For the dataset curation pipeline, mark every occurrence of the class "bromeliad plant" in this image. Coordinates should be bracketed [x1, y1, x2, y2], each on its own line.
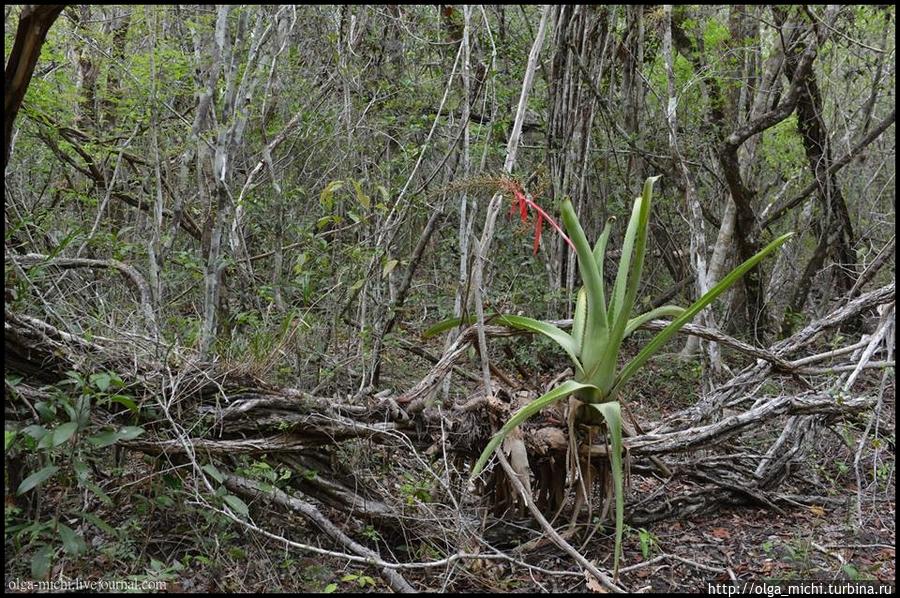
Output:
[425, 176, 792, 577]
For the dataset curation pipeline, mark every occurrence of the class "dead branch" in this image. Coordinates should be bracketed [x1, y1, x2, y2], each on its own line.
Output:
[223, 473, 416, 593]
[10, 252, 161, 339]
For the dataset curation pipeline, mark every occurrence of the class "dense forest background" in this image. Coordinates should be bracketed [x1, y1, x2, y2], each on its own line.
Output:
[4, 5, 895, 593]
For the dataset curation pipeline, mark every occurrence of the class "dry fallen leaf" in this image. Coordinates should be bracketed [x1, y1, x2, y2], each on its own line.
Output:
[711, 527, 731, 539]
[584, 569, 609, 593]
[807, 505, 826, 517]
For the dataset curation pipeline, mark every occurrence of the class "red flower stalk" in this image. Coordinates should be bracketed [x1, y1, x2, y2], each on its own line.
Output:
[502, 179, 574, 255]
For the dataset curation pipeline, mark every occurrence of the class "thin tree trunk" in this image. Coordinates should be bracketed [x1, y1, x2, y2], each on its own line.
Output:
[470, 5, 550, 389]
[443, 5, 474, 400]
[663, 6, 721, 373]
[4, 5, 65, 170]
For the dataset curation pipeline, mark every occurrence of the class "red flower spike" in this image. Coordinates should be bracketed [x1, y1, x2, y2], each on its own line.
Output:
[515, 189, 528, 224]
[525, 196, 575, 252]
[533, 212, 543, 254]
[500, 178, 576, 254]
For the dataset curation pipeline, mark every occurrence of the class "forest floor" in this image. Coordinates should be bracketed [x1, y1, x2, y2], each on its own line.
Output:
[4, 349, 895, 593]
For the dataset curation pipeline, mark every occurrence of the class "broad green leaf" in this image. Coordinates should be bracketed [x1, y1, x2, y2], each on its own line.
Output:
[611, 176, 659, 334]
[624, 176, 659, 320]
[57, 524, 86, 556]
[52, 422, 79, 447]
[609, 197, 643, 326]
[471, 381, 601, 476]
[612, 232, 793, 396]
[35, 401, 55, 421]
[86, 426, 143, 448]
[31, 544, 54, 579]
[592, 217, 615, 322]
[352, 179, 371, 209]
[423, 314, 585, 375]
[108, 372, 125, 389]
[382, 259, 399, 278]
[23, 424, 48, 441]
[65, 370, 85, 387]
[117, 426, 144, 441]
[202, 463, 225, 484]
[90, 372, 111, 392]
[37, 432, 56, 450]
[224, 494, 249, 518]
[319, 180, 343, 211]
[422, 315, 478, 338]
[5, 430, 16, 452]
[561, 200, 607, 334]
[17, 465, 59, 495]
[598, 177, 659, 390]
[591, 401, 624, 578]
[87, 429, 120, 448]
[494, 315, 584, 377]
[323, 583, 338, 593]
[624, 305, 685, 338]
[109, 394, 139, 414]
[75, 511, 118, 536]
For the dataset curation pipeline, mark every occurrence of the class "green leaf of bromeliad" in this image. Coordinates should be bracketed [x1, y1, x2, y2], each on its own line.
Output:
[612, 232, 794, 396]
[624, 305, 685, 339]
[572, 288, 588, 353]
[423, 314, 585, 377]
[591, 401, 624, 579]
[561, 200, 607, 335]
[493, 315, 584, 377]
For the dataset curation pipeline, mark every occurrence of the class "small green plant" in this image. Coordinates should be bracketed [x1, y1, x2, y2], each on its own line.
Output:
[399, 473, 432, 505]
[5, 370, 144, 579]
[842, 563, 861, 581]
[426, 176, 792, 578]
[361, 525, 382, 542]
[636, 527, 658, 560]
[341, 572, 377, 589]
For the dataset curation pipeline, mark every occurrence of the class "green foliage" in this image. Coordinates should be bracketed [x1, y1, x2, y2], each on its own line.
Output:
[760, 115, 806, 178]
[399, 472, 433, 505]
[432, 175, 791, 578]
[4, 369, 144, 579]
[636, 527, 658, 560]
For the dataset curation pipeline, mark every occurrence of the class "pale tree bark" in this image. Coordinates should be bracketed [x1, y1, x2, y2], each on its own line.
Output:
[200, 6, 238, 358]
[147, 7, 165, 319]
[443, 5, 474, 401]
[663, 6, 721, 374]
[200, 7, 275, 357]
[546, 6, 606, 311]
[470, 5, 550, 389]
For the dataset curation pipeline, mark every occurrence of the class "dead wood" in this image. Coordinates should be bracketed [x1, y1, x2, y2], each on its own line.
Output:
[4, 280, 893, 585]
